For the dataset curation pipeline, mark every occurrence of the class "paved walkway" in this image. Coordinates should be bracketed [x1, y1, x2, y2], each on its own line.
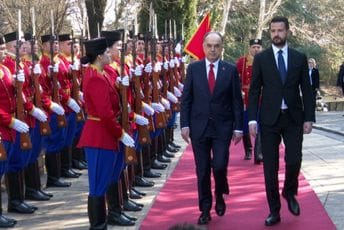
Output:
[2, 111, 344, 229]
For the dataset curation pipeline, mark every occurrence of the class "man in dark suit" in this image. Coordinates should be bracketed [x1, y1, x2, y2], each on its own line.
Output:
[308, 58, 320, 105]
[336, 63, 344, 94]
[180, 32, 243, 225]
[248, 16, 315, 226]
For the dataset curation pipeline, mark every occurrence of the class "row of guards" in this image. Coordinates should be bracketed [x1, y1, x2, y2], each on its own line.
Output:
[0, 6, 186, 229]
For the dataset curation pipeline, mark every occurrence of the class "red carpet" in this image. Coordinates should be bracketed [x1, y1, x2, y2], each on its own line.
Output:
[141, 143, 336, 230]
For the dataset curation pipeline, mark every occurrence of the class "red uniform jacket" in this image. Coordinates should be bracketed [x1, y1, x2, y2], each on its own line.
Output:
[236, 55, 253, 109]
[78, 65, 122, 150]
[0, 64, 16, 142]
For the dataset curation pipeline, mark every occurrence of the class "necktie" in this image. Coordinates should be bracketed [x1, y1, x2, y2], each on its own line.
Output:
[278, 50, 287, 84]
[208, 63, 215, 94]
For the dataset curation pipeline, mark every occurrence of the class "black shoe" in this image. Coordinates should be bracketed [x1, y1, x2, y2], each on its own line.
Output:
[72, 159, 88, 170]
[1, 215, 17, 225]
[143, 169, 161, 178]
[282, 194, 300, 216]
[22, 201, 38, 211]
[157, 155, 171, 163]
[25, 188, 50, 201]
[108, 211, 135, 226]
[131, 187, 146, 196]
[123, 200, 142, 212]
[47, 177, 71, 188]
[254, 153, 263, 164]
[70, 168, 82, 176]
[151, 160, 167, 170]
[61, 169, 79, 178]
[197, 211, 211, 225]
[130, 199, 144, 208]
[135, 176, 154, 187]
[0, 215, 16, 228]
[8, 200, 35, 214]
[265, 213, 281, 226]
[39, 189, 53, 198]
[129, 189, 143, 199]
[166, 146, 179, 153]
[244, 150, 252, 160]
[163, 151, 175, 158]
[122, 212, 137, 221]
[215, 194, 226, 216]
[170, 142, 181, 149]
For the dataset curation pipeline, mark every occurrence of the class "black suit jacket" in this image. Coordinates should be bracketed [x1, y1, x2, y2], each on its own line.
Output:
[180, 59, 243, 140]
[310, 68, 319, 91]
[248, 47, 315, 126]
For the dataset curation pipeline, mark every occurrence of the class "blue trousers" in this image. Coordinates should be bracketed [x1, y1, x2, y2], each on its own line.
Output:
[86, 148, 124, 196]
[167, 112, 177, 128]
[42, 113, 66, 153]
[28, 122, 43, 164]
[0, 141, 12, 176]
[63, 112, 77, 148]
[7, 130, 33, 172]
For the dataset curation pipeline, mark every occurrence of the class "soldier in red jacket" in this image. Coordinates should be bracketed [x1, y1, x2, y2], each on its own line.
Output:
[236, 39, 263, 164]
[78, 37, 135, 230]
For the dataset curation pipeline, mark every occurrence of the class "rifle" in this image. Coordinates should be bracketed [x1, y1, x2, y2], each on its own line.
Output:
[70, 30, 85, 122]
[180, 22, 186, 82]
[30, 7, 51, 136]
[16, 10, 32, 150]
[132, 31, 151, 145]
[50, 10, 67, 127]
[151, 13, 166, 129]
[0, 134, 7, 161]
[161, 39, 172, 120]
[120, 30, 137, 165]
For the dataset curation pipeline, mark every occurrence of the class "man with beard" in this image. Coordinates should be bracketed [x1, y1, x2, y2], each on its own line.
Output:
[248, 16, 315, 226]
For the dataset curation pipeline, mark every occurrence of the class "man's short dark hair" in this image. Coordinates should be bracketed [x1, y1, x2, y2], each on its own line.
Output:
[269, 16, 289, 30]
[203, 31, 223, 43]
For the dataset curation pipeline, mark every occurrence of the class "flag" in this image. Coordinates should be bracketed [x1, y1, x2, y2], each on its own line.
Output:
[184, 12, 211, 60]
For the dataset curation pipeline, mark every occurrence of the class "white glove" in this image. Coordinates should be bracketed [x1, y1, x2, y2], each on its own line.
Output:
[174, 57, 180, 67]
[117, 76, 130, 86]
[134, 66, 143, 76]
[174, 86, 182, 97]
[67, 98, 81, 113]
[50, 102, 65, 115]
[161, 98, 171, 110]
[154, 63, 161, 72]
[163, 61, 169, 70]
[134, 114, 149, 126]
[14, 70, 25, 82]
[30, 107, 48, 122]
[33, 64, 42, 75]
[11, 119, 29, 133]
[178, 82, 184, 91]
[53, 63, 59, 73]
[120, 132, 135, 147]
[181, 56, 187, 63]
[144, 63, 152, 73]
[142, 102, 154, 116]
[169, 59, 175, 68]
[167, 91, 178, 103]
[71, 61, 80, 71]
[79, 91, 84, 103]
[151, 102, 165, 113]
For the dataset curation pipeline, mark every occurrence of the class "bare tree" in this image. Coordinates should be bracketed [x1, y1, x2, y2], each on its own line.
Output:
[219, 0, 233, 35]
[85, 0, 107, 38]
[256, 0, 282, 38]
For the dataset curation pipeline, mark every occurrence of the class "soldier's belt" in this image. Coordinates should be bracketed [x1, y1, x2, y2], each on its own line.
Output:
[242, 85, 250, 89]
[87, 115, 101, 121]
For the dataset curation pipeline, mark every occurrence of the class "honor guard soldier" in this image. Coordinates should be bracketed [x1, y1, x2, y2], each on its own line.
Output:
[236, 39, 263, 164]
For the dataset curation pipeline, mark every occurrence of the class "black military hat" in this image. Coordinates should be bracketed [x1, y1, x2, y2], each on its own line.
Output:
[0, 36, 4, 45]
[101, 30, 122, 47]
[84, 37, 107, 56]
[58, 34, 71, 42]
[41, 34, 55, 43]
[128, 30, 134, 39]
[24, 33, 32, 41]
[4, 31, 18, 43]
[249, 39, 262, 46]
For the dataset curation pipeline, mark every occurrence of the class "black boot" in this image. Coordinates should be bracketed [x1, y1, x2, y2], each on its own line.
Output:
[32, 160, 53, 198]
[254, 132, 263, 164]
[6, 172, 35, 214]
[46, 152, 71, 187]
[88, 196, 107, 230]
[243, 134, 252, 160]
[106, 183, 135, 226]
[0, 184, 17, 228]
[61, 147, 80, 178]
[18, 171, 38, 211]
[25, 161, 50, 201]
